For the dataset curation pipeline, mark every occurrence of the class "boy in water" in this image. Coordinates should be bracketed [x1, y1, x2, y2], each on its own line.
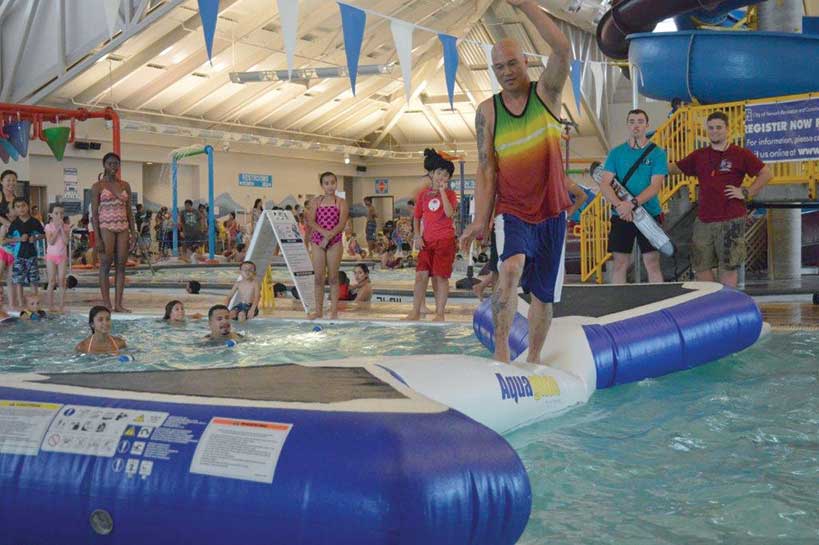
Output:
[205, 304, 243, 341]
[225, 260, 260, 321]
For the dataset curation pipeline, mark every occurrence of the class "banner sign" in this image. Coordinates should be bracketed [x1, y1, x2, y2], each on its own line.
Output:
[374, 178, 389, 194]
[239, 173, 273, 188]
[745, 97, 819, 163]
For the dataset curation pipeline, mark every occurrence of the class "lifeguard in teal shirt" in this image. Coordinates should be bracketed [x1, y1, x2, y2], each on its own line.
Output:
[598, 109, 668, 284]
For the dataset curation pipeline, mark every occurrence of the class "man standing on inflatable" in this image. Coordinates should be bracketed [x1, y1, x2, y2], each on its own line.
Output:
[461, 0, 571, 363]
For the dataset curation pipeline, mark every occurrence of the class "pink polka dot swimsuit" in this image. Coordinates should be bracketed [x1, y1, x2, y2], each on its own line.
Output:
[311, 197, 342, 247]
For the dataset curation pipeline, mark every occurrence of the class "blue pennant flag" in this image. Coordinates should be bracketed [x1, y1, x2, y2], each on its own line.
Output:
[198, 0, 220, 64]
[570, 59, 583, 114]
[438, 34, 459, 110]
[338, 3, 366, 95]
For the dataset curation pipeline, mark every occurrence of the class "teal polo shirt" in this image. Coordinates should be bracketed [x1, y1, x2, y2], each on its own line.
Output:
[602, 142, 668, 217]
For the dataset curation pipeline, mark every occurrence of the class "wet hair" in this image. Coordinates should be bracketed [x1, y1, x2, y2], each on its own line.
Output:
[319, 171, 337, 184]
[364, 197, 373, 205]
[1, 169, 18, 181]
[338, 270, 350, 285]
[707, 111, 729, 126]
[626, 109, 649, 123]
[355, 263, 370, 276]
[254, 198, 263, 209]
[102, 152, 121, 165]
[184, 199, 193, 206]
[187, 280, 201, 294]
[88, 305, 110, 333]
[66, 275, 78, 289]
[163, 300, 183, 320]
[273, 282, 288, 296]
[208, 304, 229, 321]
[240, 260, 256, 271]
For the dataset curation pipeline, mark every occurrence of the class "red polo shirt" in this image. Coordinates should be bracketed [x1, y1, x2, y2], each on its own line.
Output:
[676, 144, 764, 222]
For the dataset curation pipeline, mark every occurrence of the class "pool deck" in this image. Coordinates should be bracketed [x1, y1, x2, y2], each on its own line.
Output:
[20, 284, 819, 330]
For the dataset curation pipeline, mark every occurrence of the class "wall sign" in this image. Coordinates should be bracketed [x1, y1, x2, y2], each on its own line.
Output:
[374, 178, 389, 194]
[745, 97, 819, 163]
[239, 173, 273, 188]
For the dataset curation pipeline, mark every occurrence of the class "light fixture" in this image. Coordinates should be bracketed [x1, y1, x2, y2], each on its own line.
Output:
[343, 154, 351, 164]
[230, 64, 393, 84]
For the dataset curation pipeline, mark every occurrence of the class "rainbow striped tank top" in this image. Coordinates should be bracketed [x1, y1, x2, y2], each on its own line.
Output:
[493, 82, 571, 223]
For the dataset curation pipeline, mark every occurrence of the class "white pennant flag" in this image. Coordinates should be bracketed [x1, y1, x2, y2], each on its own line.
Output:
[102, 0, 121, 39]
[481, 43, 500, 95]
[590, 62, 604, 119]
[277, 0, 299, 79]
[390, 20, 414, 104]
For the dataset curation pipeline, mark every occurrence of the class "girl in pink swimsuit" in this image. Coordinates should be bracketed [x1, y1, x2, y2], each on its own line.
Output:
[44, 204, 70, 311]
[306, 171, 349, 319]
[92, 153, 138, 313]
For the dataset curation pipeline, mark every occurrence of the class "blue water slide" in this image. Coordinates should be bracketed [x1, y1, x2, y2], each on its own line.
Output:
[674, 0, 755, 30]
[596, 0, 819, 104]
[628, 29, 819, 103]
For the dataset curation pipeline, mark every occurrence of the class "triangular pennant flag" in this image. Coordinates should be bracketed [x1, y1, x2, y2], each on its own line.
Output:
[0, 139, 19, 161]
[0, 140, 9, 163]
[570, 60, 583, 114]
[102, 0, 121, 38]
[43, 127, 71, 161]
[590, 62, 604, 119]
[277, 0, 299, 79]
[438, 34, 459, 110]
[481, 43, 500, 95]
[198, 0, 220, 64]
[3, 120, 31, 158]
[390, 20, 414, 104]
[338, 3, 366, 95]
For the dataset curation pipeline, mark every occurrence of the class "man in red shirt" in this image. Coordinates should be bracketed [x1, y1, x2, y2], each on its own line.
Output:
[405, 152, 458, 321]
[670, 111, 772, 287]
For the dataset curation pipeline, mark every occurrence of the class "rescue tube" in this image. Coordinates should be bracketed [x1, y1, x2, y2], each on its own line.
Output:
[0, 361, 530, 545]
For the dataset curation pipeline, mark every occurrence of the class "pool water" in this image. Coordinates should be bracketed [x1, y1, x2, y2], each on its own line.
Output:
[2, 318, 816, 543]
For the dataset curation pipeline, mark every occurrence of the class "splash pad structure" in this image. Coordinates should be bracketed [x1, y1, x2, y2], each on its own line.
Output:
[170, 145, 216, 259]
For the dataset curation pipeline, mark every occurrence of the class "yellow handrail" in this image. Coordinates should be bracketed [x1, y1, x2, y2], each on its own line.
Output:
[579, 91, 819, 283]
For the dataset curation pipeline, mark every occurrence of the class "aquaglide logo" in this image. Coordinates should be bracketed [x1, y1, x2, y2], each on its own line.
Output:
[496, 373, 560, 403]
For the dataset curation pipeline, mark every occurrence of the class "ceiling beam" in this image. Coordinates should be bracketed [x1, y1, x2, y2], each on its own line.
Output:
[120, 13, 280, 110]
[420, 102, 455, 142]
[1, 0, 40, 101]
[321, 101, 384, 136]
[371, 56, 443, 147]
[73, 0, 241, 104]
[297, 76, 392, 133]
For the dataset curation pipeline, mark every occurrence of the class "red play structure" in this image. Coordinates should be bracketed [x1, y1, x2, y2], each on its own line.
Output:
[0, 103, 120, 162]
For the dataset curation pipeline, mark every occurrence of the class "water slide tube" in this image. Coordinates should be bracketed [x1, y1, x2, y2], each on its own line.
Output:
[0, 362, 530, 545]
[596, 0, 819, 103]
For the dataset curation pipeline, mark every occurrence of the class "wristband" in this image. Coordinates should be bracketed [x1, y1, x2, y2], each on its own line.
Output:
[741, 187, 750, 200]
[630, 197, 639, 211]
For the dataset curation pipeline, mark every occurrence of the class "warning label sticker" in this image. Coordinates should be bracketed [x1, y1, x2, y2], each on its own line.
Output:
[40, 405, 168, 458]
[0, 400, 62, 456]
[190, 417, 292, 484]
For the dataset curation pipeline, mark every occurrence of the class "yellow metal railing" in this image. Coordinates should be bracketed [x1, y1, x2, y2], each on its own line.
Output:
[259, 265, 275, 310]
[745, 213, 768, 274]
[579, 91, 819, 283]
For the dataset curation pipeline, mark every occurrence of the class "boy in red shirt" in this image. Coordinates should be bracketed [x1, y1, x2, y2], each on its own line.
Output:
[404, 152, 458, 321]
[669, 111, 771, 287]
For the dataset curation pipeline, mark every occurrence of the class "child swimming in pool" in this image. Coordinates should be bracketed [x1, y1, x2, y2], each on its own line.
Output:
[225, 261, 260, 321]
[75, 306, 127, 354]
[162, 300, 203, 323]
[19, 295, 47, 321]
[205, 304, 243, 342]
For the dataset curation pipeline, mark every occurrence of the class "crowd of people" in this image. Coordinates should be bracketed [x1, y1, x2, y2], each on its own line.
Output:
[2, 1, 773, 367]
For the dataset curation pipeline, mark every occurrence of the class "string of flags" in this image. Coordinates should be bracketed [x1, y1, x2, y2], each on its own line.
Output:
[191, 0, 622, 118]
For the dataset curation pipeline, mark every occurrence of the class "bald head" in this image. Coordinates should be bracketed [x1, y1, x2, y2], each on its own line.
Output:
[491, 39, 530, 93]
[491, 39, 525, 64]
